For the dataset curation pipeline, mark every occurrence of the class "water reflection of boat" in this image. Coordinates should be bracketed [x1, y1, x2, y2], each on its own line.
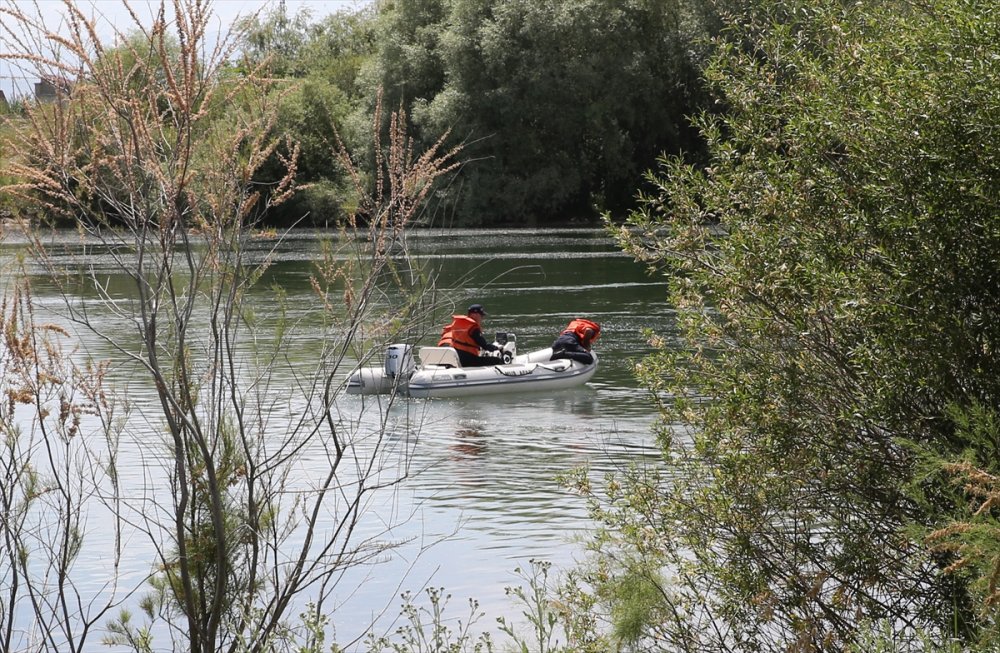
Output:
[346, 333, 598, 399]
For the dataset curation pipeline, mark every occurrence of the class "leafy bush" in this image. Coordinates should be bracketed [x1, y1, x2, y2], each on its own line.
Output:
[590, 0, 1000, 649]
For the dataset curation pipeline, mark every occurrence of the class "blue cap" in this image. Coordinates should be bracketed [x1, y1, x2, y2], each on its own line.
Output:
[468, 304, 487, 315]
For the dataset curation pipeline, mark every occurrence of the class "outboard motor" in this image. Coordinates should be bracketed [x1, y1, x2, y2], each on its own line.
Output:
[384, 344, 415, 378]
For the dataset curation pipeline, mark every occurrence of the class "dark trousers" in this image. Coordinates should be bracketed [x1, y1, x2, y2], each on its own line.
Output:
[550, 333, 594, 365]
[551, 349, 594, 365]
[457, 350, 498, 367]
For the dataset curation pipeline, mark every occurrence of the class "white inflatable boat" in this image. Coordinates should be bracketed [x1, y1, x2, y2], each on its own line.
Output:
[345, 334, 597, 398]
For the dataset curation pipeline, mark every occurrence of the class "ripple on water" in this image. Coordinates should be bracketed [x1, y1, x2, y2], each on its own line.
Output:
[2, 228, 672, 648]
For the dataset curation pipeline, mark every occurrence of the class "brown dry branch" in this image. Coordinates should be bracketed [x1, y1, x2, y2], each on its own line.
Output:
[334, 89, 463, 252]
[0, 274, 125, 653]
[320, 88, 464, 371]
[0, 2, 456, 652]
[321, 90, 464, 369]
[925, 461, 1000, 612]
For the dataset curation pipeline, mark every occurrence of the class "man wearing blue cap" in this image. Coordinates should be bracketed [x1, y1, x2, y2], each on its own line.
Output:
[438, 304, 502, 366]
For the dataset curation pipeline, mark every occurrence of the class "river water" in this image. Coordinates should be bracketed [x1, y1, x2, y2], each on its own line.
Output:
[1, 227, 671, 648]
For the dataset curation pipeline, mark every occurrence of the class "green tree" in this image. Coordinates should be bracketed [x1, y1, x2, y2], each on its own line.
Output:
[360, 0, 449, 114]
[238, 5, 380, 226]
[572, 0, 1000, 649]
[361, 0, 714, 225]
[301, 8, 379, 99]
[238, 3, 313, 78]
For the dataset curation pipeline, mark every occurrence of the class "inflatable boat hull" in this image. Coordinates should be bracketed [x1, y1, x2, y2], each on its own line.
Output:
[346, 346, 597, 398]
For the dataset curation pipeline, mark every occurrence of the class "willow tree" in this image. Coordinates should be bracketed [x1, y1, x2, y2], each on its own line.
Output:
[363, 0, 713, 225]
[563, 0, 1000, 650]
[0, 1, 461, 651]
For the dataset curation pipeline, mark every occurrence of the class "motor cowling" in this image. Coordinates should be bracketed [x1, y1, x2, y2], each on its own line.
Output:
[384, 344, 415, 377]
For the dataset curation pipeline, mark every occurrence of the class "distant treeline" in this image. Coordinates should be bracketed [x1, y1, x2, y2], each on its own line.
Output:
[242, 0, 723, 227]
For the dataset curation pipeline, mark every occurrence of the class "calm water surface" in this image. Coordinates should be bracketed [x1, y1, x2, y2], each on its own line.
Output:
[2, 228, 671, 647]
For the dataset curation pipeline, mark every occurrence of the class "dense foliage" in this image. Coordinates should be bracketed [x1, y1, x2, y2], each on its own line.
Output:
[238, 5, 380, 224]
[2, 1, 717, 227]
[363, 0, 713, 225]
[584, 0, 1000, 649]
[236, 0, 717, 227]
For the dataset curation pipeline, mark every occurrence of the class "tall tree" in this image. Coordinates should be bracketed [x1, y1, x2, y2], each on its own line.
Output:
[239, 5, 381, 226]
[362, 0, 713, 225]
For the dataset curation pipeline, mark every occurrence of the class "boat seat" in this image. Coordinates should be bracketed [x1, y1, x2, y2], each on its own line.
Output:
[418, 346, 462, 368]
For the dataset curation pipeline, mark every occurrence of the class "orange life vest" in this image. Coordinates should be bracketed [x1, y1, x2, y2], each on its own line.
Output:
[438, 315, 482, 355]
[562, 319, 601, 344]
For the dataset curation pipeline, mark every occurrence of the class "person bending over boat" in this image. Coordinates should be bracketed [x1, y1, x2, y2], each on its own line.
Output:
[550, 318, 601, 365]
[438, 304, 503, 367]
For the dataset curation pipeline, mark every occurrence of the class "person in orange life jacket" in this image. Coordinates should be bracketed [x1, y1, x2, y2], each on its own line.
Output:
[550, 318, 601, 365]
[438, 304, 502, 367]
